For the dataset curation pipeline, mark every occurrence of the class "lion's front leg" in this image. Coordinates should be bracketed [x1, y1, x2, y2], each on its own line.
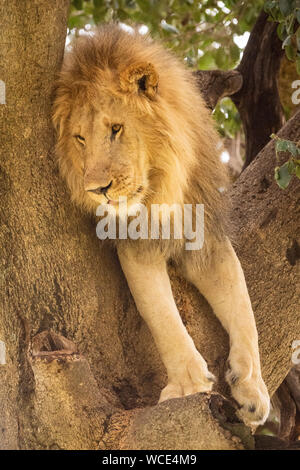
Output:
[117, 247, 215, 402]
[182, 237, 270, 427]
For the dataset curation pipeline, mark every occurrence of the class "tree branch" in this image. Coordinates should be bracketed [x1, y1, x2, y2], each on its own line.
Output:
[193, 69, 243, 110]
[285, 365, 300, 412]
[276, 382, 296, 440]
[102, 393, 254, 450]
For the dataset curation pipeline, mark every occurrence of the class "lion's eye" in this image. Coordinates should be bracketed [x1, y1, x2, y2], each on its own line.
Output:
[75, 135, 85, 145]
[111, 124, 122, 137]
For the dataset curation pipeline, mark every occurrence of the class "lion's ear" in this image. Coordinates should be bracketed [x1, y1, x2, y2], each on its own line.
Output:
[120, 62, 158, 99]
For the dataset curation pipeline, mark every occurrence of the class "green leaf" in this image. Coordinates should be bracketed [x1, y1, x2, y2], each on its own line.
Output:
[296, 164, 300, 178]
[72, 0, 83, 10]
[93, 4, 108, 23]
[297, 26, 300, 50]
[264, 0, 279, 15]
[287, 159, 297, 173]
[197, 52, 216, 70]
[276, 139, 300, 155]
[287, 141, 300, 156]
[68, 13, 91, 29]
[297, 9, 300, 23]
[215, 47, 229, 69]
[274, 162, 293, 189]
[285, 43, 297, 60]
[276, 139, 289, 152]
[230, 44, 241, 63]
[277, 22, 286, 40]
[279, 0, 295, 17]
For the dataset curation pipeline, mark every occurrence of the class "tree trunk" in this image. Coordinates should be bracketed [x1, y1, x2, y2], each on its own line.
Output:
[194, 10, 285, 170]
[0, 1, 299, 450]
[231, 10, 285, 168]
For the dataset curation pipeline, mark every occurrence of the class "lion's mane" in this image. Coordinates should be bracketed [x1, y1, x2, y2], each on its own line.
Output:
[53, 23, 228, 259]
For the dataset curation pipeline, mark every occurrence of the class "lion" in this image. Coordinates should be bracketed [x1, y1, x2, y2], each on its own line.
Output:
[53, 23, 270, 426]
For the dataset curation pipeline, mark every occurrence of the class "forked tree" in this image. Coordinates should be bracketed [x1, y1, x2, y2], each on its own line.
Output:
[0, 0, 299, 450]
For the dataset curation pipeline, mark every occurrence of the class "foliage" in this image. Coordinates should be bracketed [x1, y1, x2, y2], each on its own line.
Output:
[213, 97, 241, 138]
[264, 0, 300, 74]
[69, 1, 264, 71]
[271, 134, 300, 188]
[264, 2, 300, 188]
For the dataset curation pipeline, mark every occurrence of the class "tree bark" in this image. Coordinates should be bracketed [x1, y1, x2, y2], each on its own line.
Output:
[195, 10, 285, 170]
[193, 69, 243, 110]
[0, 1, 299, 450]
[276, 382, 296, 440]
[231, 10, 285, 168]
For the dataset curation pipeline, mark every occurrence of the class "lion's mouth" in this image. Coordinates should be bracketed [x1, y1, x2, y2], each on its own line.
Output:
[104, 185, 144, 206]
[106, 198, 118, 206]
[103, 192, 122, 205]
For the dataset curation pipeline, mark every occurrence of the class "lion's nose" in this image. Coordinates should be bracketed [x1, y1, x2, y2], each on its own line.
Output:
[87, 180, 113, 195]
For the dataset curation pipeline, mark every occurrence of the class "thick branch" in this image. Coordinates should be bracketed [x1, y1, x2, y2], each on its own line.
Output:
[194, 69, 243, 110]
[229, 110, 300, 396]
[102, 394, 254, 450]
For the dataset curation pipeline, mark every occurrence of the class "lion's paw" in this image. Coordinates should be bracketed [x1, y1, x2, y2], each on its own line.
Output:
[226, 368, 270, 427]
[158, 353, 215, 403]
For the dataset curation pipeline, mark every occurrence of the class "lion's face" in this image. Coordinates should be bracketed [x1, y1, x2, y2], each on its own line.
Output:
[54, 27, 223, 219]
[54, 55, 162, 214]
[69, 93, 150, 211]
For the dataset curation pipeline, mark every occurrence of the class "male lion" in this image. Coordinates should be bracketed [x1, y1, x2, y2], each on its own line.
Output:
[53, 24, 270, 426]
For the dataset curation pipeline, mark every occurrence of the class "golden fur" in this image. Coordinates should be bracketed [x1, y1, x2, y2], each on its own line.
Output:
[53, 23, 227, 261]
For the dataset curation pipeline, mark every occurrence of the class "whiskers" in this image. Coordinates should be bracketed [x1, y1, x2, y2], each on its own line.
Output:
[140, 186, 155, 204]
[102, 179, 155, 206]
[131, 180, 155, 204]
